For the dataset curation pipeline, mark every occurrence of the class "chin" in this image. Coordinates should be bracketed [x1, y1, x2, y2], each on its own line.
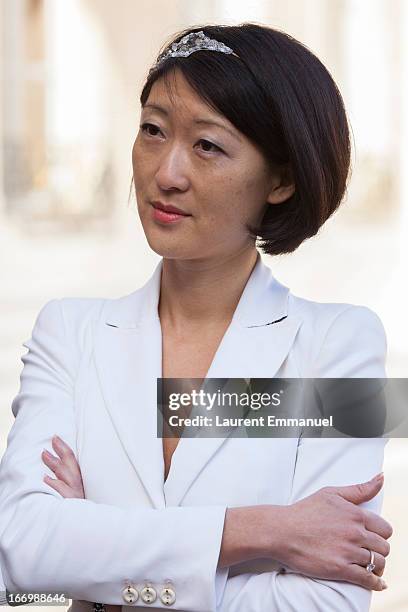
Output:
[143, 231, 196, 260]
[138, 210, 195, 259]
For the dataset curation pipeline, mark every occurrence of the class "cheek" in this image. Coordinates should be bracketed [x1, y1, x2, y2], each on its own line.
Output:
[203, 173, 264, 228]
[236, 172, 269, 221]
[132, 140, 150, 187]
[194, 185, 249, 244]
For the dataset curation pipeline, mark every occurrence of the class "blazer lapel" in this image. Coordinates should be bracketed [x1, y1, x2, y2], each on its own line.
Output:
[93, 255, 303, 509]
[162, 253, 303, 505]
[94, 261, 167, 509]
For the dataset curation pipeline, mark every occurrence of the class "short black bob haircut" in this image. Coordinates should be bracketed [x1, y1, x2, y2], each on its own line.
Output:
[139, 23, 352, 256]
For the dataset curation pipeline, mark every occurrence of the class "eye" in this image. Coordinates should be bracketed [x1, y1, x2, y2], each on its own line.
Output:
[140, 124, 222, 154]
[140, 122, 163, 137]
[197, 139, 223, 154]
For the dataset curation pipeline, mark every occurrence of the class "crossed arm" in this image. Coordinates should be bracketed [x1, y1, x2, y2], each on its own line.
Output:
[0, 299, 393, 611]
[43, 434, 391, 594]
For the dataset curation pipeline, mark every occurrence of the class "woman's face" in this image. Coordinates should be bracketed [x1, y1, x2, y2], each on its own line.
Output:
[132, 68, 284, 262]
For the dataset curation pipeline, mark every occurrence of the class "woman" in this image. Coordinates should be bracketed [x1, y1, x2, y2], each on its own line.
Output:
[0, 23, 392, 612]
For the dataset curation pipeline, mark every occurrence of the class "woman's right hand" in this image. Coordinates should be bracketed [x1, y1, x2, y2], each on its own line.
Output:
[42, 435, 85, 499]
[266, 472, 392, 591]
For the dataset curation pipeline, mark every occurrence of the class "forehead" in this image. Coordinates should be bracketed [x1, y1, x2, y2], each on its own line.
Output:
[144, 69, 227, 122]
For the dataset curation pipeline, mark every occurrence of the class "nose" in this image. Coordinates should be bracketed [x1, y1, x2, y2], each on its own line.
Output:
[154, 144, 190, 192]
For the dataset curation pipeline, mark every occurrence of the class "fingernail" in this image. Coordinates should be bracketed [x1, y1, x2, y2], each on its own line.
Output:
[42, 449, 51, 457]
[381, 579, 388, 589]
[371, 472, 383, 482]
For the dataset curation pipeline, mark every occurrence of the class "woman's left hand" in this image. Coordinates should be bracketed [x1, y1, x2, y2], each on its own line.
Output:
[42, 435, 85, 498]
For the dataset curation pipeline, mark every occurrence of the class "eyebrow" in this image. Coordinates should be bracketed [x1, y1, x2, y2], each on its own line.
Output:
[142, 103, 242, 142]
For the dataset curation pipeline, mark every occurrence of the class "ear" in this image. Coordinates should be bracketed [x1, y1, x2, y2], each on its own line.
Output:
[266, 164, 295, 205]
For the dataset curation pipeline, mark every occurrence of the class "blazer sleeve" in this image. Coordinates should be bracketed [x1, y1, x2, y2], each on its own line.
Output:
[0, 299, 228, 612]
[216, 305, 389, 612]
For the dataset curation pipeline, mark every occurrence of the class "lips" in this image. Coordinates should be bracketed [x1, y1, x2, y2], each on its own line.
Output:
[150, 200, 192, 225]
[151, 201, 191, 216]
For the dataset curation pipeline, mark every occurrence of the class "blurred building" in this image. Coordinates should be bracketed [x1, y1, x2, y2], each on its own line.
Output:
[1, 0, 405, 226]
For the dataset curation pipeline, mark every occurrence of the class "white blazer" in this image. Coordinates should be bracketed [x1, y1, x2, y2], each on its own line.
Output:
[0, 254, 388, 612]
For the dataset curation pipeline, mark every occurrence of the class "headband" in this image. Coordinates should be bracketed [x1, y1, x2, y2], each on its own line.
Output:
[149, 30, 240, 74]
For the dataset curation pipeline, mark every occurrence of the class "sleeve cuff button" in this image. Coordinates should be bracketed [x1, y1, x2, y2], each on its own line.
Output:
[121, 586, 139, 604]
[160, 587, 176, 606]
[140, 586, 157, 604]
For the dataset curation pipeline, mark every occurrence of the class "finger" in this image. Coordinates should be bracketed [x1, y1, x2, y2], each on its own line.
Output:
[42, 449, 78, 489]
[43, 475, 76, 498]
[364, 531, 391, 558]
[53, 438, 84, 489]
[335, 474, 384, 505]
[52, 436, 78, 468]
[363, 509, 393, 539]
[51, 437, 81, 480]
[355, 548, 386, 578]
[42, 450, 62, 473]
[346, 564, 387, 591]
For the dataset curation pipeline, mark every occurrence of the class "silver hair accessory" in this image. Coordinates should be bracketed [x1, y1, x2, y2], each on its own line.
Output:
[151, 30, 240, 73]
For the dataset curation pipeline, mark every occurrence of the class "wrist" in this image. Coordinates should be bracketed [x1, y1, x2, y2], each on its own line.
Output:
[219, 506, 262, 567]
[256, 503, 293, 562]
[219, 504, 292, 568]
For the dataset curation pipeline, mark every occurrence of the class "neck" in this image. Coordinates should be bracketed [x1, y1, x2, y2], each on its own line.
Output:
[158, 246, 259, 332]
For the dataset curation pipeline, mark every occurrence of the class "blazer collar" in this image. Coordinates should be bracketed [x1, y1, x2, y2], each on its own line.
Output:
[94, 254, 302, 508]
[104, 252, 291, 329]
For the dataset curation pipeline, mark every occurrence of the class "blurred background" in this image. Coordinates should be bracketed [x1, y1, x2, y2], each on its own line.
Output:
[0, 0, 407, 610]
